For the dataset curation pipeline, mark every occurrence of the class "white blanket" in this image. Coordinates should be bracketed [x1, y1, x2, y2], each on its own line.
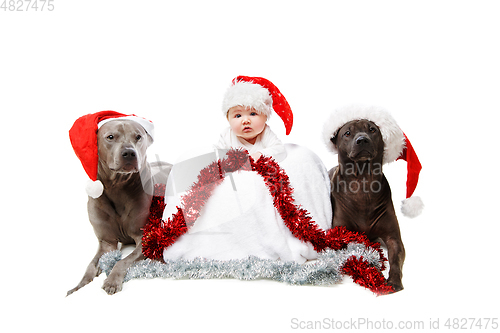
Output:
[162, 144, 332, 264]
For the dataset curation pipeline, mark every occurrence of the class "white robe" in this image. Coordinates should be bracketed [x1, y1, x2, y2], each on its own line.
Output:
[161, 140, 332, 264]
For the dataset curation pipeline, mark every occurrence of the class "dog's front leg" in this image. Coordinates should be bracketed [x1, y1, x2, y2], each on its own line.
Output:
[382, 235, 406, 292]
[101, 240, 145, 295]
[67, 240, 117, 296]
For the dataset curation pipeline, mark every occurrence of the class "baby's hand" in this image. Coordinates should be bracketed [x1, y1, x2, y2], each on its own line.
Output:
[251, 152, 262, 161]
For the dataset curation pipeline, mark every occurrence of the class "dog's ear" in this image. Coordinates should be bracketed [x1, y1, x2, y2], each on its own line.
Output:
[146, 133, 154, 147]
[330, 131, 339, 147]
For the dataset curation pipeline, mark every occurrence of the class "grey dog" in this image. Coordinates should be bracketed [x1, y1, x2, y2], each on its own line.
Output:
[67, 119, 171, 295]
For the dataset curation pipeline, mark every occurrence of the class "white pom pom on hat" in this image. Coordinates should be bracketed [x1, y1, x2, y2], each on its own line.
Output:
[85, 178, 104, 199]
[222, 76, 294, 135]
[322, 105, 423, 218]
[69, 110, 154, 198]
[401, 196, 424, 218]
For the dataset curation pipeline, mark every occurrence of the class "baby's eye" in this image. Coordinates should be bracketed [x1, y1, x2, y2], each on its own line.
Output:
[235, 114, 241, 118]
[250, 112, 257, 116]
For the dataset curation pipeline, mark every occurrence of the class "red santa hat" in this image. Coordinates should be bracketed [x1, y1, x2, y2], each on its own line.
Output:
[222, 76, 294, 135]
[322, 105, 423, 218]
[69, 110, 155, 198]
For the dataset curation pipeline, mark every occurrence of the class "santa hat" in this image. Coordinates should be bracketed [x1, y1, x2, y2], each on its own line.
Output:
[222, 76, 294, 135]
[322, 105, 423, 218]
[69, 110, 155, 199]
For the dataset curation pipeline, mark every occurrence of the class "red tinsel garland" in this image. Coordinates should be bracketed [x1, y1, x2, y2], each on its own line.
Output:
[342, 257, 393, 295]
[142, 149, 394, 295]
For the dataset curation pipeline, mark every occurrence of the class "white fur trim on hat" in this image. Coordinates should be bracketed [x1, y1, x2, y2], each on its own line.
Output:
[98, 115, 155, 141]
[322, 105, 405, 164]
[222, 81, 273, 118]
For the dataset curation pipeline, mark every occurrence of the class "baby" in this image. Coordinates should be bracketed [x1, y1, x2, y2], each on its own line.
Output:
[159, 76, 333, 264]
[216, 76, 293, 163]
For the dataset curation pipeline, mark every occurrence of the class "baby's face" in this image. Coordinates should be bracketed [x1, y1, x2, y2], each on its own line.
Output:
[227, 106, 267, 145]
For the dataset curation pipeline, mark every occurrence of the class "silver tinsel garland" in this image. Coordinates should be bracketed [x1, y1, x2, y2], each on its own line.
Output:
[98, 243, 384, 287]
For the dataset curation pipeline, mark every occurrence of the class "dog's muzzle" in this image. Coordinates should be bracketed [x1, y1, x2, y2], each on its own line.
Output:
[355, 135, 370, 147]
[121, 147, 137, 161]
[349, 134, 375, 160]
[119, 147, 140, 172]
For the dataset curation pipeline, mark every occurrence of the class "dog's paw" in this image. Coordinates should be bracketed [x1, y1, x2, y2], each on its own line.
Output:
[102, 277, 123, 295]
[66, 287, 79, 297]
[387, 279, 404, 293]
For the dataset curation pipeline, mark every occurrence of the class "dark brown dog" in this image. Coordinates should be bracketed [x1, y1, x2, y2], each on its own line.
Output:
[329, 119, 405, 292]
[67, 120, 171, 295]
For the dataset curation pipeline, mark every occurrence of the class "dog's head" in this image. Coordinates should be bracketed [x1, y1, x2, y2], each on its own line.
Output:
[97, 120, 152, 174]
[330, 119, 384, 163]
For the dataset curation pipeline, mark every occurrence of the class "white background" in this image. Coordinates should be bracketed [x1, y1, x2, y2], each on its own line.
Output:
[1, 0, 499, 332]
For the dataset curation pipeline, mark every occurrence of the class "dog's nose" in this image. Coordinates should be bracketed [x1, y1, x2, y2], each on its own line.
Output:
[356, 136, 370, 146]
[121, 148, 137, 161]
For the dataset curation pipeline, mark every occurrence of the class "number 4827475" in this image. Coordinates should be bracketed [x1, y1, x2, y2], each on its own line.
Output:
[1, 0, 55, 11]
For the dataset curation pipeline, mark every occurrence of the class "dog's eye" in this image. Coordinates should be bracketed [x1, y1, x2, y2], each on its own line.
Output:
[369, 127, 377, 133]
[136, 135, 142, 141]
[107, 135, 114, 140]
[344, 131, 351, 137]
